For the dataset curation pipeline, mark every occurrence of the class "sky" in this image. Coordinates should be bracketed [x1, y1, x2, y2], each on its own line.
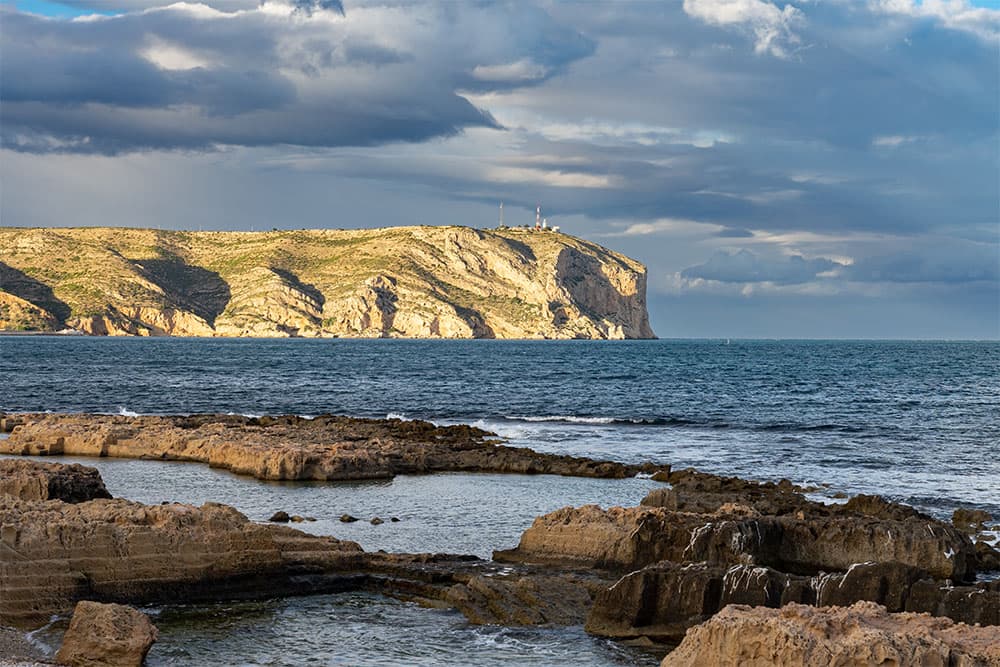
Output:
[1, 0, 998, 339]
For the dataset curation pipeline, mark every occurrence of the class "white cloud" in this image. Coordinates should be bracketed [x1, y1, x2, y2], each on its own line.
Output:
[487, 166, 616, 189]
[682, 0, 804, 57]
[140, 36, 211, 70]
[871, 0, 1000, 41]
[872, 134, 919, 148]
[472, 59, 549, 83]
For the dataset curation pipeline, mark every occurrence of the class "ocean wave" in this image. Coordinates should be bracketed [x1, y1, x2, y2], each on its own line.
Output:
[117, 406, 139, 417]
[502, 415, 694, 427]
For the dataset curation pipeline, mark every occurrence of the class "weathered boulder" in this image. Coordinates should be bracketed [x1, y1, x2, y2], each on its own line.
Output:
[54, 601, 158, 667]
[445, 572, 608, 626]
[0, 495, 367, 627]
[498, 504, 975, 582]
[0, 413, 661, 482]
[660, 602, 1000, 667]
[585, 562, 815, 643]
[976, 541, 1000, 571]
[585, 562, 724, 642]
[811, 562, 926, 612]
[905, 579, 1000, 627]
[494, 505, 697, 571]
[953, 508, 992, 533]
[0, 459, 111, 503]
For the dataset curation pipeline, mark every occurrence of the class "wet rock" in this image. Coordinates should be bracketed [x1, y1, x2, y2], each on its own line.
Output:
[446, 572, 607, 626]
[268, 511, 290, 523]
[371, 517, 384, 525]
[953, 508, 992, 533]
[585, 562, 723, 643]
[0, 413, 662, 482]
[340, 514, 359, 523]
[0, 460, 111, 503]
[390, 517, 400, 523]
[499, 504, 975, 582]
[290, 515, 305, 523]
[661, 601, 1000, 667]
[905, 579, 1000, 627]
[54, 601, 158, 667]
[812, 562, 926, 612]
[975, 541, 1000, 571]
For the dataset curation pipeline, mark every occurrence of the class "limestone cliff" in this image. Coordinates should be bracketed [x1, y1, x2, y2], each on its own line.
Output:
[0, 226, 655, 339]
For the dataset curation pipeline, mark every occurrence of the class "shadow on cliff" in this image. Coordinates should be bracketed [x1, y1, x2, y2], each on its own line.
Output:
[555, 247, 619, 320]
[271, 268, 326, 311]
[0, 262, 72, 325]
[133, 258, 231, 326]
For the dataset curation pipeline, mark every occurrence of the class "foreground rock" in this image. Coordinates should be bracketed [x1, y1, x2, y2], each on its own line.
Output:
[54, 601, 157, 667]
[0, 459, 111, 503]
[495, 467, 995, 642]
[661, 602, 1000, 667]
[0, 413, 660, 482]
[0, 492, 511, 628]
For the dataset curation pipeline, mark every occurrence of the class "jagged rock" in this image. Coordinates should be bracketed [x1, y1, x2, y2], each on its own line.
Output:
[0, 413, 659, 482]
[54, 601, 158, 667]
[585, 562, 724, 642]
[811, 562, 927, 612]
[976, 541, 1000, 571]
[445, 572, 608, 626]
[905, 579, 1000, 627]
[340, 514, 359, 523]
[269, 511, 290, 523]
[370, 517, 383, 525]
[0, 460, 111, 503]
[953, 508, 992, 533]
[0, 495, 366, 627]
[660, 602, 1000, 667]
[0, 226, 655, 340]
[497, 504, 975, 582]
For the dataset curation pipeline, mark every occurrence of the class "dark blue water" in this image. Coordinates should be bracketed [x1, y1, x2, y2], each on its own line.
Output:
[1, 337, 998, 516]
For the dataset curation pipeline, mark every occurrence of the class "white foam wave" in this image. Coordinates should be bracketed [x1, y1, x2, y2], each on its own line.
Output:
[386, 412, 412, 421]
[505, 415, 616, 425]
[117, 407, 139, 417]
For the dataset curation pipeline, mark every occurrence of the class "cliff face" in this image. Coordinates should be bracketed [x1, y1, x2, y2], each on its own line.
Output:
[0, 226, 654, 339]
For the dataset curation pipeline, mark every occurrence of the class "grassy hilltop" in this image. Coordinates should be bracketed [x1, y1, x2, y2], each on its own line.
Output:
[0, 226, 654, 339]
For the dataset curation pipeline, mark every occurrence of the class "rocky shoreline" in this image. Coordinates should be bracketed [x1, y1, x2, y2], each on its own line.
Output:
[0, 413, 657, 481]
[0, 413, 997, 665]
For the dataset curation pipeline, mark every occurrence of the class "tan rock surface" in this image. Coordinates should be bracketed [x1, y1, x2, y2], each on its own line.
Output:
[0, 225, 655, 339]
[54, 601, 158, 667]
[0, 460, 111, 503]
[0, 413, 658, 482]
[661, 602, 1000, 667]
[0, 495, 365, 627]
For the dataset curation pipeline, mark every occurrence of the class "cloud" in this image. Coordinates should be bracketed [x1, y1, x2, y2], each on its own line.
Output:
[682, 0, 804, 57]
[0, 0, 592, 154]
[681, 249, 845, 284]
[871, 0, 1000, 41]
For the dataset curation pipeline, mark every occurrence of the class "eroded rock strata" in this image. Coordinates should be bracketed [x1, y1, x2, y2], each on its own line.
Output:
[1, 458, 996, 663]
[0, 459, 111, 503]
[0, 412, 658, 481]
[660, 602, 1000, 667]
[496, 467, 996, 643]
[0, 225, 655, 339]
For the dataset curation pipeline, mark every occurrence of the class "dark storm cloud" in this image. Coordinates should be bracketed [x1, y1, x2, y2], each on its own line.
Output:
[681, 250, 843, 285]
[0, 1, 587, 154]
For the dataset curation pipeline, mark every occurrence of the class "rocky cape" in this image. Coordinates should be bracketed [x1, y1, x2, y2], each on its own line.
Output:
[0, 225, 654, 339]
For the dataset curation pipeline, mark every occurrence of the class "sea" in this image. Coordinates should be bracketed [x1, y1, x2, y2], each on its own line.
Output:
[1, 337, 998, 666]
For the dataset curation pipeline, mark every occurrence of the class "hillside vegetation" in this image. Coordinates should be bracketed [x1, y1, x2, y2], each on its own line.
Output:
[0, 226, 654, 339]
